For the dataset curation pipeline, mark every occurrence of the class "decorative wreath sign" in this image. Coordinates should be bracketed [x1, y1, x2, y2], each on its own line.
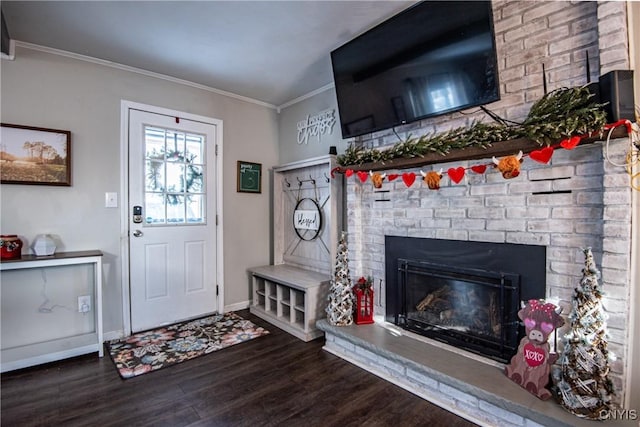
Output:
[293, 197, 323, 241]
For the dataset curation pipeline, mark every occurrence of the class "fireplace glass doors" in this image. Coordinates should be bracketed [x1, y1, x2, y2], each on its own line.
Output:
[397, 259, 520, 363]
[385, 236, 546, 364]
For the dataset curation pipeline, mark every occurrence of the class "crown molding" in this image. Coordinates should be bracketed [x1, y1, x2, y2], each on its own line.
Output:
[14, 41, 278, 110]
[276, 82, 335, 112]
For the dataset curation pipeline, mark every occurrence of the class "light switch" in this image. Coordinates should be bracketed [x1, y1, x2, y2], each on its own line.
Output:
[105, 192, 118, 208]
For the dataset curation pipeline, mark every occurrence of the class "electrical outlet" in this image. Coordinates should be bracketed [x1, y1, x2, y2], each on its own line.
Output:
[78, 295, 91, 313]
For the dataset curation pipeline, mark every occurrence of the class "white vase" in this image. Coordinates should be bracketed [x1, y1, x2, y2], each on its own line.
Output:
[33, 234, 57, 256]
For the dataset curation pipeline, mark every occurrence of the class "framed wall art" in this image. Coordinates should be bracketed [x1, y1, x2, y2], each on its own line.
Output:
[237, 161, 261, 193]
[0, 123, 71, 186]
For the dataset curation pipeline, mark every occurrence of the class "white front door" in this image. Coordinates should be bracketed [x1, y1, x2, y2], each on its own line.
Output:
[128, 108, 219, 332]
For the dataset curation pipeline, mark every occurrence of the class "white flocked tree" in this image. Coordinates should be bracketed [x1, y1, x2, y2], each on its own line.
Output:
[553, 247, 615, 419]
[326, 231, 354, 326]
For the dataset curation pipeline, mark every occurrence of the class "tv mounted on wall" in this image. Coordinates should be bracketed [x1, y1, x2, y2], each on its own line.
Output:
[331, 0, 500, 139]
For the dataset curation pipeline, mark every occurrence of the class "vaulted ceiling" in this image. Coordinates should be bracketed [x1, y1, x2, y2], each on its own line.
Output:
[2, 1, 415, 107]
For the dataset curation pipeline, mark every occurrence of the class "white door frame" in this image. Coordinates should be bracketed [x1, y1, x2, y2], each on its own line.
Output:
[119, 100, 224, 335]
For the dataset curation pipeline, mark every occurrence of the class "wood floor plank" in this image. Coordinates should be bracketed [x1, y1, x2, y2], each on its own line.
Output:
[1, 310, 477, 426]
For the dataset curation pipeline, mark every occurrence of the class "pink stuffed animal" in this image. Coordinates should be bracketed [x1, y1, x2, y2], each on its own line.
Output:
[505, 299, 564, 400]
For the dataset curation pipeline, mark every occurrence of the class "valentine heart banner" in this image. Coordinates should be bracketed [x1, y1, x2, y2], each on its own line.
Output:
[330, 120, 633, 190]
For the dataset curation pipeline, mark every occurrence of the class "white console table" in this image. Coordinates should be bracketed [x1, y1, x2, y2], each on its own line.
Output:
[0, 250, 103, 372]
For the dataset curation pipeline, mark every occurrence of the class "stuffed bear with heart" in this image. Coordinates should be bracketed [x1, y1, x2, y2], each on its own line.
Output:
[505, 299, 564, 400]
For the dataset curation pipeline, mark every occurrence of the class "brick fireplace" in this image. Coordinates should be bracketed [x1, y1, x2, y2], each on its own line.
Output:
[330, 0, 635, 414]
[343, 137, 632, 395]
[317, 1, 635, 423]
[314, 136, 634, 426]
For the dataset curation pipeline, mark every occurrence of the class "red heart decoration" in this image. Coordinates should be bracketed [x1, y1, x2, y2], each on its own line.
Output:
[387, 174, 400, 182]
[356, 171, 368, 183]
[447, 167, 465, 184]
[523, 342, 546, 367]
[529, 146, 554, 164]
[345, 169, 354, 177]
[470, 164, 487, 174]
[560, 136, 580, 150]
[402, 172, 416, 187]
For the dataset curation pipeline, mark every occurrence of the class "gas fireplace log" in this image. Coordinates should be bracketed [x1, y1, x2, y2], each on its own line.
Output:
[416, 285, 450, 311]
[440, 309, 455, 321]
[489, 293, 501, 336]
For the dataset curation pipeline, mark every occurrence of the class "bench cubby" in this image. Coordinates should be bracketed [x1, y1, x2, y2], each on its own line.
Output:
[249, 264, 330, 341]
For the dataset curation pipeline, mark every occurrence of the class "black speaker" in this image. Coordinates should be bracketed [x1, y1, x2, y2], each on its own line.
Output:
[599, 70, 635, 123]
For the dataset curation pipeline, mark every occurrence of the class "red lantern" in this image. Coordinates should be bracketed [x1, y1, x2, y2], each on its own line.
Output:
[353, 277, 374, 325]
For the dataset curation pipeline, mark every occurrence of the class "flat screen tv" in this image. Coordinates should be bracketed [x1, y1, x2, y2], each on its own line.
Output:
[331, 0, 500, 139]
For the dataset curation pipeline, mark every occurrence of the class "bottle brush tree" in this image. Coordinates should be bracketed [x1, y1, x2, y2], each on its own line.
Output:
[326, 231, 354, 326]
[553, 247, 615, 419]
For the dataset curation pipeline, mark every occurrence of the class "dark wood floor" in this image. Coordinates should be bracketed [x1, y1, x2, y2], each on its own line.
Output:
[1, 310, 477, 427]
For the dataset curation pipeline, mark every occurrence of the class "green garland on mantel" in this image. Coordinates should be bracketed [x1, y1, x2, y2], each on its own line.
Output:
[337, 86, 608, 167]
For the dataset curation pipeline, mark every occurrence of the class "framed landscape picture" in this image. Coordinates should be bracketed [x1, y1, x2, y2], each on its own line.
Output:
[237, 161, 261, 193]
[0, 123, 71, 186]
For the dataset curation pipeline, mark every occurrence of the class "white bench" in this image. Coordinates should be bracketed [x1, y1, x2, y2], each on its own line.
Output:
[249, 264, 330, 341]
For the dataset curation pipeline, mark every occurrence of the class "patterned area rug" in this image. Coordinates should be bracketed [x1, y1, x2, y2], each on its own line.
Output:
[106, 312, 269, 379]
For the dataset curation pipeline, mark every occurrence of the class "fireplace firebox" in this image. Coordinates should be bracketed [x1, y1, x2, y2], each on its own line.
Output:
[398, 259, 520, 363]
[386, 236, 546, 364]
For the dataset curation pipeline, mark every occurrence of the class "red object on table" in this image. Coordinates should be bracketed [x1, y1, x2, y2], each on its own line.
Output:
[0, 235, 23, 260]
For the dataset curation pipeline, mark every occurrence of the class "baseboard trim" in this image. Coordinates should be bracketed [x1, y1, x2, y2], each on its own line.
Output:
[225, 300, 250, 313]
[103, 330, 124, 342]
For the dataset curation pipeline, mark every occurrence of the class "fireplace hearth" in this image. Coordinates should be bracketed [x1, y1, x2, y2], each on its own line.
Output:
[386, 236, 546, 363]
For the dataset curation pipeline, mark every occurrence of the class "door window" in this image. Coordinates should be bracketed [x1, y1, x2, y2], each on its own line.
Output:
[143, 126, 206, 225]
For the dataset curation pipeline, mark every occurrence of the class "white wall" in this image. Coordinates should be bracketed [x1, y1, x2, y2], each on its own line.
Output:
[0, 46, 279, 338]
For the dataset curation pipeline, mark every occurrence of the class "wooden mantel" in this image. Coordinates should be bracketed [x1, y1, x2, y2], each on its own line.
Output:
[337, 127, 628, 172]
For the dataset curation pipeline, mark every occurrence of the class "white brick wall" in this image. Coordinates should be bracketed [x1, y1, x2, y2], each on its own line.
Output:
[342, 0, 632, 407]
[597, 1, 630, 73]
[345, 140, 633, 407]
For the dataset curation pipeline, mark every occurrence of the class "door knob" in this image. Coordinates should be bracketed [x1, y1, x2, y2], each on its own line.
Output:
[132, 230, 143, 237]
